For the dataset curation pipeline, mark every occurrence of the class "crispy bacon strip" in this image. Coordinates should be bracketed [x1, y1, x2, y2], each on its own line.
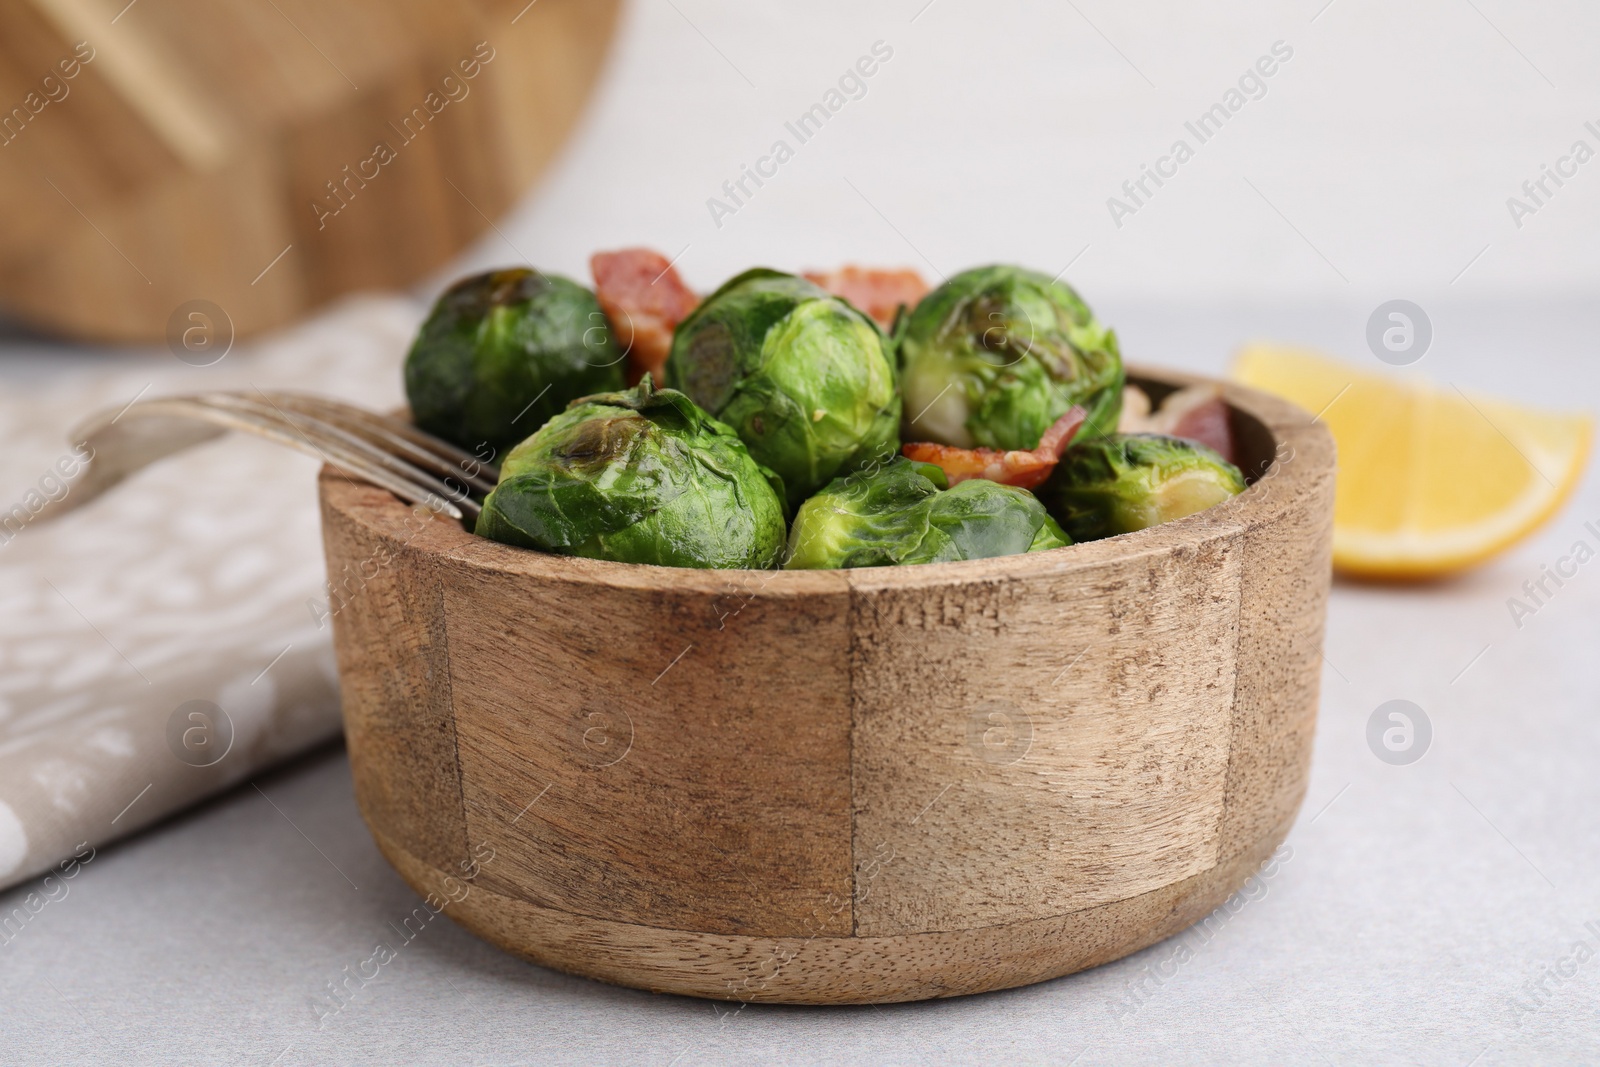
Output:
[902, 407, 1087, 490]
[802, 266, 929, 327]
[1120, 383, 1235, 465]
[1166, 393, 1234, 464]
[591, 248, 700, 386]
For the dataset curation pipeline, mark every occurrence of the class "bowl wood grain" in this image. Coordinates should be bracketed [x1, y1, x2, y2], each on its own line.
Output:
[0, 0, 620, 341]
[317, 368, 1335, 1004]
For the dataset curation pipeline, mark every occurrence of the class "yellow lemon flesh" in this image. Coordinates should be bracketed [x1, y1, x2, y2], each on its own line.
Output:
[1233, 344, 1593, 579]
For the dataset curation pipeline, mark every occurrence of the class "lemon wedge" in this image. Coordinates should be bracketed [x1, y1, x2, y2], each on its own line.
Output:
[1233, 344, 1593, 579]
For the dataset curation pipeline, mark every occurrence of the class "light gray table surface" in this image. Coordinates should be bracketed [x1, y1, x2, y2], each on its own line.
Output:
[2, 294, 1597, 1067]
[6, 0, 1600, 1060]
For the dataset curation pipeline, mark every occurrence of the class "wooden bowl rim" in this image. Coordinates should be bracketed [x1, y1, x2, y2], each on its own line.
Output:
[321, 366, 1334, 594]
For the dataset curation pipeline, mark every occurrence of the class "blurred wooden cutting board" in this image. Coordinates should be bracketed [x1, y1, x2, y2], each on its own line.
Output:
[0, 0, 621, 342]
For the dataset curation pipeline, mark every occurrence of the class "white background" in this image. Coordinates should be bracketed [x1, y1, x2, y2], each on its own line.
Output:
[505, 0, 1600, 306]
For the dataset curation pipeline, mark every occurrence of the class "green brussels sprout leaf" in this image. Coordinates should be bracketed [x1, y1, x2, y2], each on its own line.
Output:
[666, 269, 901, 508]
[475, 378, 787, 569]
[784, 457, 1068, 570]
[405, 268, 626, 458]
[1040, 433, 1246, 543]
[899, 265, 1123, 451]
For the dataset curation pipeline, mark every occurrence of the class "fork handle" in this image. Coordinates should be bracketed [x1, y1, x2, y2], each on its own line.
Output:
[41, 394, 480, 525]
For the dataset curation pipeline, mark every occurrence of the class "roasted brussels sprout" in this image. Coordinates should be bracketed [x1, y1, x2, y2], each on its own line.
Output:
[898, 265, 1123, 451]
[784, 457, 1069, 570]
[665, 268, 900, 509]
[405, 268, 625, 457]
[1040, 433, 1245, 543]
[475, 379, 786, 569]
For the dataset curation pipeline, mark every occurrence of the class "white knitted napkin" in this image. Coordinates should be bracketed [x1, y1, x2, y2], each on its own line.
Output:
[0, 295, 422, 892]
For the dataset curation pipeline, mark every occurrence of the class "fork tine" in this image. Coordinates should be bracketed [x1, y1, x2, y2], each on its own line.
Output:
[247, 391, 500, 494]
[105, 396, 467, 521]
[258, 391, 496, 471]
[46, 390, 500, 526]
[55, 396, 471, 522]
[164, 397, 477, 520]
[188, 394, 484, 519]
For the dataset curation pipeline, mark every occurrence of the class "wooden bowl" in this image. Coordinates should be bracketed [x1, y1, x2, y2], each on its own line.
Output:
[317, 369, 1334, 1004]
[0, 0, 620, 342]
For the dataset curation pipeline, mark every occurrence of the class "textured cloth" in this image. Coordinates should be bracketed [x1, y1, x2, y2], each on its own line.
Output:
[0, 296, 421, 891]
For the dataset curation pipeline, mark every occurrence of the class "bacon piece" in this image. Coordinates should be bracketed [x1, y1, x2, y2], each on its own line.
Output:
[902, 407, 1087, 490]
[802, 266, 930, 327]
[591, 248, 700, 386]
[1165, 393, 1234, 465]
[1119, 383, 1236, 465]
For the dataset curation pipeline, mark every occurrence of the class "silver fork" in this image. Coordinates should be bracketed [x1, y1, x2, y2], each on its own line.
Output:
[47, 390, 500, 524]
